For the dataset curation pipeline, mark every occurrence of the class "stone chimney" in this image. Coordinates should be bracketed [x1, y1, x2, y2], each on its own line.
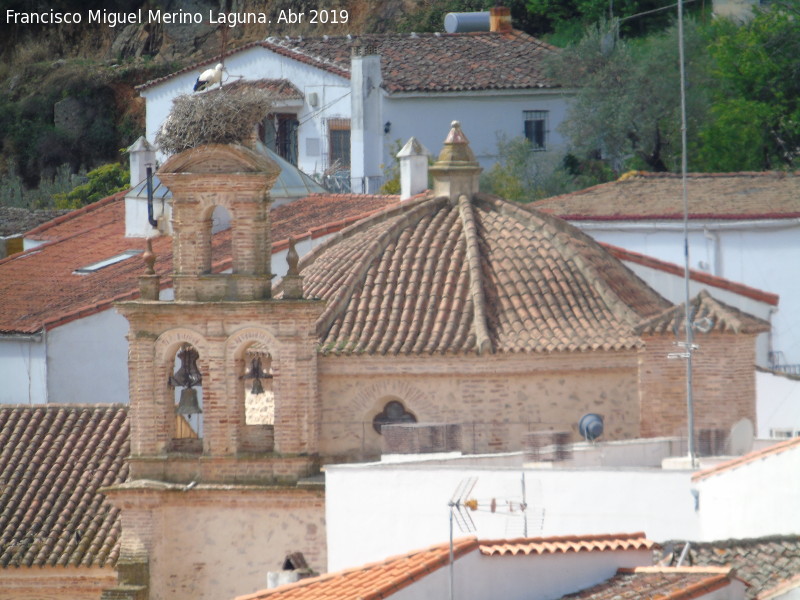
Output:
[489, 6, 512, 32]
[128, 136, 156, 188]
[350, 41, 384, 194]
[429, 121, 482, 201]
[396, 137, 429, 200]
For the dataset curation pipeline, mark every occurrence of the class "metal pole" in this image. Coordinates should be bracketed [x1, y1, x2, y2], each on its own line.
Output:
[677, 0, 697, 467]
[449, 508, 455, 600]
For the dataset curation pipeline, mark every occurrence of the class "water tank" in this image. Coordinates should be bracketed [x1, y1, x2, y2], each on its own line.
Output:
[444, 11, 490, 33]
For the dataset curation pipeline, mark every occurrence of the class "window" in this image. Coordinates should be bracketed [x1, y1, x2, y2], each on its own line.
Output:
[372, 400, 416, 434]
[260, 113, 299, 165]
[328, 118, 351, 169]
[524, 110, 548, 151]
[770, 428, 800, 439]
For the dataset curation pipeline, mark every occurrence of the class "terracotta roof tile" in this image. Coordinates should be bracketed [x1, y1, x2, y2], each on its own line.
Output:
[561, 567, 738, 600]
[0, 405, 128, 568]
[532, 172, 800, 221]
[692, 436, 800, 482]
[637, 290, 771, 336]
[235, 537, 478, 600]
[236, 533, 653, 600]
[657, 536, 800, 599]
[479, 532, 654, 556]
[138, 31, 558, 94]
[286, 193, 671, 355]
[0, 192, 397, 334]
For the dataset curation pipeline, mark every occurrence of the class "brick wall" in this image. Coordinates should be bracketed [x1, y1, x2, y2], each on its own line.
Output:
[0, 567, 117, 600]
[638, 332, 758, 439]
[107, 485, 325, 600]
[317, 350, 641, 460]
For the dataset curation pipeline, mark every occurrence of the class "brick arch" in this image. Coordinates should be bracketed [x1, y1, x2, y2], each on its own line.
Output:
[154, 328, 210, 443]
[225, 327, 280, 362]
[155, 328, 209, 367]
[349, 380, 431, 424]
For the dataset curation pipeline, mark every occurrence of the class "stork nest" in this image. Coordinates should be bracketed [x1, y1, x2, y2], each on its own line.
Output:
[155, 88, 273, 155]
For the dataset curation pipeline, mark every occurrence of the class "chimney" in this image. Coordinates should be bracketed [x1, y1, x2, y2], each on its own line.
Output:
[489, 6, 512, 32]
[396, 137, 429, 200]
[128, 136, 156, 188]
[350, 41, 384, 194]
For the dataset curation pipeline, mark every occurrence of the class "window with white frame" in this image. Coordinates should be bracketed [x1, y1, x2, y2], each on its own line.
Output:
[524, 110, 548, 151]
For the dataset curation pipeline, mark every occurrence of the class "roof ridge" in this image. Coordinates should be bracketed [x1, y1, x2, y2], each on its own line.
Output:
[310, 197, 447, 339]
[457, 195, 492, 355]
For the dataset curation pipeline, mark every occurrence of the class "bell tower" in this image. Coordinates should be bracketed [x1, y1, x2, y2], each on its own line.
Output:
[107, 143, 326, 600]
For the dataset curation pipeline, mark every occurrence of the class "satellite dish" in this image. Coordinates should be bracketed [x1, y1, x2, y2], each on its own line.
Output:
[728, 418, 754, 456]
[579, 413, 604, 441]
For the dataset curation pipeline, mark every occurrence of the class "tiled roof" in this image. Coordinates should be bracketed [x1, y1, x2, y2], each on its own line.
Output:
[637, 290, 771, 336]
[604, 244, 779, 307]
[235, 533, 653, 600]
[561, 567, 739, 600]
[285, 192, 672, 355]
[479, 532, 654, 556]
[0, 206, 70, 237]
[235, 537, 477, 600]
[0, 192, 397, 335]
[0, 405, 128, 568]
[692, 436, 800, 482]
[532, 172, 800, 221]
[208, 78, 304, 100]
[657, 536, 800, 599]
[138, 31, 558, 94]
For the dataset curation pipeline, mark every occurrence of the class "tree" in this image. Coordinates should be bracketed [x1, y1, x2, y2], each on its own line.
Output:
[694, 4, 800, 171]
[546, 18, 711, 176]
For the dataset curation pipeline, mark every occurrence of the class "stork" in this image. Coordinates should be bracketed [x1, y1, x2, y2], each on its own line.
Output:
[193, 63, 224, 92]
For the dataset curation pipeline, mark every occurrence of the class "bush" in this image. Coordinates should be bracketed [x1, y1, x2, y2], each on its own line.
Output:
[53, 163, 129, 209]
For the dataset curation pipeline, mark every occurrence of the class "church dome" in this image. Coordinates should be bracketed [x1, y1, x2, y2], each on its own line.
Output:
[282, 192, 671, 356]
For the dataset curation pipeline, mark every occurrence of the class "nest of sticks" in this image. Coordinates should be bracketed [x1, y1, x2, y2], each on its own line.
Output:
[155, 87, 272, 155]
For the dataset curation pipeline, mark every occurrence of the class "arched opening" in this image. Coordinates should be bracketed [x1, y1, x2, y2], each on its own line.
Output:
[242, 344, 274, 426]
[238, 342, 276, 454]
[169, 343, 204, 453]
[372, 399, 417, 434]
[210, 204, 232, 272]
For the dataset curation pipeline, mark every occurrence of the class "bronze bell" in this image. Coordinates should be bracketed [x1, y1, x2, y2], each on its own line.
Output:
[240, 355, 272, 395]
[176, 387, 202, 416]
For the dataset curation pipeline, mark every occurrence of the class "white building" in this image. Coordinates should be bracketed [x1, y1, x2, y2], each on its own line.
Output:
[532, 172, 800, 371]
[136, 12, 572, 193]
[324, 436, 800, 572]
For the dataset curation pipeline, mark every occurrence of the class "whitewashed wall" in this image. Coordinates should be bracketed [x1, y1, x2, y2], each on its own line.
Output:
[141, 46, 574, 189]
[695, 441, 800, 539]
[325, 463, 699, 572]
[391, 548, 653, 600]
[0, 335, 47, 404]
[620, 257, 775, 367]
[756, 371, 800, 438]
[384, 90, 571, 169]
[47, 309, 131, 404]
[575, 221, 799, 366]
[140, 45, 351, 176]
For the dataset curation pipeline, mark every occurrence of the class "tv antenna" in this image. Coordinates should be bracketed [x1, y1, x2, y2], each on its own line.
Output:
[447, 474, 544, 600]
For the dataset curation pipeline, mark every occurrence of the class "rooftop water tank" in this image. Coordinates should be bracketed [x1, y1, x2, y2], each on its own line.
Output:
[444, 11, 490, 33]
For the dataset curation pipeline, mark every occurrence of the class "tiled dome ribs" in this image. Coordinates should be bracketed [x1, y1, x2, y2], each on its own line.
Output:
[457, 195, 493, 355]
